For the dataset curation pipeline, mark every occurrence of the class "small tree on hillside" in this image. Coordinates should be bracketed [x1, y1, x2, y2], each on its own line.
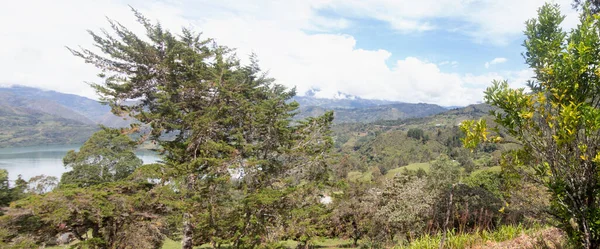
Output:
[330, 182, 378, 247]
[27, 175, 58, 195]
[376, 175, 434, 243]
[462, 4, 600, 248]
[407, 128, 425, 140]
[61, 127, 142, 187]
[0, 170, 10, 207]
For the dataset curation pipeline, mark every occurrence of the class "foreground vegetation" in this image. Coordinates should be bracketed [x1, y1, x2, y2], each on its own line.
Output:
[43, 225, 562, 249]
[462, 3, 600, 248]
[3, 2, 600, 249]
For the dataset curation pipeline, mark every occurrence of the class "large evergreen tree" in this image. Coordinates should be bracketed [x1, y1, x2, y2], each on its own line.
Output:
[69, 9, 333, 248]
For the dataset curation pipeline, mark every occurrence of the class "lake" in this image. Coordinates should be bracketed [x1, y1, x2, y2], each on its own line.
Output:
[0, 144, 160, 181]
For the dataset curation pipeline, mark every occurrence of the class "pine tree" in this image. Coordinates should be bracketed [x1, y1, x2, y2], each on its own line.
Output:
[69, 9, 333, 248]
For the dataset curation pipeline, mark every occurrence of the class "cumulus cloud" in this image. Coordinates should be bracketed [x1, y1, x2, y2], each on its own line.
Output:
[325, 0, 579, 44]
[0, 0, 189, 98]
[0, 0, 543, 106]
[485, 57, 508, 68]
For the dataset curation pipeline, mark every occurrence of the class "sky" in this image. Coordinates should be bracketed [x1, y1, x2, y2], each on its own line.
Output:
[0, 0, 581, 106]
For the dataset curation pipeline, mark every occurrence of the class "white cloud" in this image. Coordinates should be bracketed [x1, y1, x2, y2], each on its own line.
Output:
[324, 0, 579, 44]
[0, 0, 544, 106]
[439, 61, 459, 67]
[0, 0, 189, 98]
[485, 57, 508, 68]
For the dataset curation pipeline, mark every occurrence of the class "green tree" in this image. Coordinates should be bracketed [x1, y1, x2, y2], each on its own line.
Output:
[0, 171, 34, 211]
[573, 0, 600, 13]
[407, 128, 425, 141]
[0, 169, 10, 207]
[330, 182, 376, 247]
[376, 175, 434, 244]
[462, 4, 600, 248]
[69, 9, 333, 248]
[9, 181, 170, 249]
[427, 155, 461, 192]
[11, 175, 28, 202]
[27, 175, 58, 195]
[60, 127, 142, 187]
[463, 168, 504, 199]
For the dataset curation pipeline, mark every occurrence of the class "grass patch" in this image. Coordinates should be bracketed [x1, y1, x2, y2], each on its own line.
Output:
[385, 162, 431, 178]
[400, 224, 543, 249]
[348, 171, 373, 182]
[403, 162, 431, 172]
[471, 165, 501, 174]
[46, 238, 355, 249]
[281, 238, 357, 249]
[161, 238, 184, 249]
[45, 238, 197, 249]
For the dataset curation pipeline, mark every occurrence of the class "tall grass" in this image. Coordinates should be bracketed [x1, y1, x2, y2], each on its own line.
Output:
[400, 224, 539, 249]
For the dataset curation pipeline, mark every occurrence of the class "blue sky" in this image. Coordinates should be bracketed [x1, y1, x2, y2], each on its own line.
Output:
[331, 16, 522, 74]
[0, 0, 581, 106]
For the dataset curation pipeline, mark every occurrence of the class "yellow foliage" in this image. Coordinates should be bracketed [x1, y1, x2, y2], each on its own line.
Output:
[593, 153, 600, 164]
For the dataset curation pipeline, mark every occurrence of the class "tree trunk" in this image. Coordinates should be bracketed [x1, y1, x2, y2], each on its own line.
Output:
[352, 219, 359, 247]
[439, 184, 454, 249]
[92, 224, 100, 239]
[182, 173, 196, 249]
[182, 212, 193, 249]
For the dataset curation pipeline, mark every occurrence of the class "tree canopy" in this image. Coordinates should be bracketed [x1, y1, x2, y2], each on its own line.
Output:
[462, 4, 600, 248]
[61, 127, 142, 187]
[67, 9, 334, 248]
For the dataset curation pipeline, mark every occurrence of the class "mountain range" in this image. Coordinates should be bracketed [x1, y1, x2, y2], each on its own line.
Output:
[0, 86, 462, 147]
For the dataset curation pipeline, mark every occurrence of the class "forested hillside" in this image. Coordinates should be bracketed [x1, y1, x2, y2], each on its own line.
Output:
[297, 103, 448, 124]
[0, 92, 98, 147]
[0, 86, 133, 128]
[0, 86, 110, 122]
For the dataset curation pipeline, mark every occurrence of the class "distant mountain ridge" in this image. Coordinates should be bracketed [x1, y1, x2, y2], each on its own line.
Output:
[0, 86, 458, 146]
[0, 86, 131, 127]
[296, 103, 449, 124]
[293, 91, 463, 109]
[0, 86, 109, 122]
[0, 91, 98, 147]
[292, 92, 449, 124]
[292, 95, 400, 109]
[0, 86, 137, 147]
[0, 92, 95, 125]
[371, 103, 495, 128]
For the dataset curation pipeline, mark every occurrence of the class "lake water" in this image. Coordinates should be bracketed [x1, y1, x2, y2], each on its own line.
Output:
[0, 144, 160, 181]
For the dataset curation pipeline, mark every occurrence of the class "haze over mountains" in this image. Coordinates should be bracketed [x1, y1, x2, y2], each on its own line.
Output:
[0, 86, 467, 147]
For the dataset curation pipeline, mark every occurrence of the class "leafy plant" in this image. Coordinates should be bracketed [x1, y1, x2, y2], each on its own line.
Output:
[461, 4, 600, 248]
